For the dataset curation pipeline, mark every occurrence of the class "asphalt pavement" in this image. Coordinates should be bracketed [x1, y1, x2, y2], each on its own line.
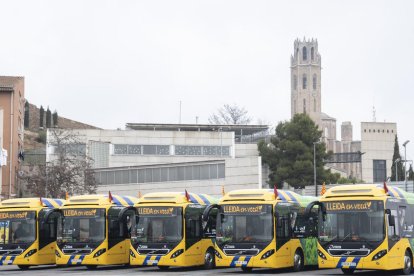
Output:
[0, 265, 407, 275]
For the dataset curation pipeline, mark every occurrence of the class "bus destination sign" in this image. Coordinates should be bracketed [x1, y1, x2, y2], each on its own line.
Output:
[138, 207, 177, 216]
[63, 209, 99, 217]
[325, 201, 378, 212]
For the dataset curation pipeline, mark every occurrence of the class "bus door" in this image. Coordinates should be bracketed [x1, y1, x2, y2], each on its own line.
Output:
[386, 200, 405, 267]
[275, 203, 292, 258]
[108, 207, 135, 260]
[184, 205, 204, 263]
[202, 204, 219, 238]
[38, 209, 61, 260]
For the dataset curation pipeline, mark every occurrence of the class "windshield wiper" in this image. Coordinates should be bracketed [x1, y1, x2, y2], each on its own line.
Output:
[341, 233, 352, 242]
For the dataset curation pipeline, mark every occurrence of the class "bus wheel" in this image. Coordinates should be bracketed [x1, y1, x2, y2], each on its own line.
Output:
[241, 267, 253, 272]
[401, 250, 413, 275]
[293, 249, 304, 272]
[158, 266, 169, 270]
[86, 265, 97, 270]
[204, 249, 215, 269]
[17, 265, 30, 270]
[341, 268, 355, 275]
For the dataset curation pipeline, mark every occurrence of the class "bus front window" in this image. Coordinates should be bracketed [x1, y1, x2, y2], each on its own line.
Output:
[319, 200, 384, 244]
[0, 211, 36, 245]
[216, 204, 273, 245]
[135, 207, 182, 243]
[58, 208, 105, 244]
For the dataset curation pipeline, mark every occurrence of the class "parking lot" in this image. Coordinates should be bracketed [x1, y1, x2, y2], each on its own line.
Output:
[0, 265, 405, 275]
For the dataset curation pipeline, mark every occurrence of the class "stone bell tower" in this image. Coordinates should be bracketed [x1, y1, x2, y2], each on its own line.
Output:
[291, 37, 321, 126]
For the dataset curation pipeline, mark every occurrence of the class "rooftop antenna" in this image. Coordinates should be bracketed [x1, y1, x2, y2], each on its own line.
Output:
[372, 105, 376, 122]
[196, 116, 199, 124]
[179, 100, 182, 124]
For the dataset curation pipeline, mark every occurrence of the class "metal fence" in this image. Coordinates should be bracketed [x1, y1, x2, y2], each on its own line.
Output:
[294, 181, 414, 196]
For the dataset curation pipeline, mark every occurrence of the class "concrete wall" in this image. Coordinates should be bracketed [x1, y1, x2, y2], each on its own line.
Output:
[361, 122, 397, 183]
[48, 129, 262, 197]
[96, 156, 262, 197]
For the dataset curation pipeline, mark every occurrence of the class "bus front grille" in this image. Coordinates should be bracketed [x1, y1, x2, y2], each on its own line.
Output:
[62, 248, 93, 254]
[0, 249, 23, 256]
[138, 248, 170, 255]
[223, 249, 260, 256]
[328, 249, 370, 257]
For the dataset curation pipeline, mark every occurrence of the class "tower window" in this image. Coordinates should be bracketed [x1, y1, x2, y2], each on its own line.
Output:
[302, 74, 307, 89]
[302, 47, 307, 61]
[313, 74, 317, 90]
[311, 47, 314, 60]
[293, 75, 297, 90]
[314, 98, 316, 112]
[303, 99, 306, 114]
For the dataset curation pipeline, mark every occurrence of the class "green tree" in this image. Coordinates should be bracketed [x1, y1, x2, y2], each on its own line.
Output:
[258, 113, 334, 189]
[24, 100, 29, 129]
[390, 135, 404, 181]
[39, 105, 44, 128]
[52, 110, 58, 127]
[46, 107, 52, 128]
[408, 164, 414, 181]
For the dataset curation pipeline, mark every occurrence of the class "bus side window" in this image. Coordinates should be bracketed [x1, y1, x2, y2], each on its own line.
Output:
[388, 209, 399, 238]
[276, 213, 290, 238]
[39, 209, 60, 249]
[185, 205, 203, 249]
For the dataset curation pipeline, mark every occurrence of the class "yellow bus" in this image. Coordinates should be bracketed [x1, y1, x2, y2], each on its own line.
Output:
[130, 191, 218, 270]
[55, 193, 138, 269]
[306, 183, 414, 275]
[204, 188, 318, 272]
[0, 198, 64, 269]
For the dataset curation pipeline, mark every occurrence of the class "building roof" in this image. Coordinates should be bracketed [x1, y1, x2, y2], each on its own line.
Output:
[125, 123, 269, 135]
[320, 112, 336, 121]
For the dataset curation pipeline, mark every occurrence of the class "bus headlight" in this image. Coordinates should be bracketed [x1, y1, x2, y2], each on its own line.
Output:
[55, 250, 61, 258]
[24, 249, 37, 258]
[215, 250, 222, 259]
[260, 249, 275, 260]
[317, 249, 327, 260]
[170, 249, 184, 259]
[93, 248, 106, 258]
[372, 250, 387, 261]
[130, 249, 136, 258]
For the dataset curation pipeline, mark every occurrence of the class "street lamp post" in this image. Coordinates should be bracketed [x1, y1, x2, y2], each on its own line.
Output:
[313, 142, 317, 196]
[403, 140, 410, 191]
[395, 158, 400, 182]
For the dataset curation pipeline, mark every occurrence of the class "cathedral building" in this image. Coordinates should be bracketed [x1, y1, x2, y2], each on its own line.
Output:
[290, 38, 397, 183]
[290, 38, 363, 180]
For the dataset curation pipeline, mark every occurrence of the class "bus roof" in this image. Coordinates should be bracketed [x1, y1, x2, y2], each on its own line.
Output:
[64, 194, 138, 207]
[0, 198, 64, 209]
[138, 192, 218, 205]
[220, 189, 316, 207]
[322, 184, 414, 203]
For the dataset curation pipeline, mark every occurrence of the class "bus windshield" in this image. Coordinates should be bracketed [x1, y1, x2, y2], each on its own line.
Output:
[134, 206, 182, 243]
[319, 200, 385, 244]
[59, 208, 106, 243]
[0, 211, 36, 245]
[216, 204, 273, 245]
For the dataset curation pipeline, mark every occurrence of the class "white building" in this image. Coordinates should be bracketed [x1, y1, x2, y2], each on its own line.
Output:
[361, 122, 397, 183]
[46, 124, 269, 197]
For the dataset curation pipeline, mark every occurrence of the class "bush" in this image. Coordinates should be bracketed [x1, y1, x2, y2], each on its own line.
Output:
[36, 131, 47, 144]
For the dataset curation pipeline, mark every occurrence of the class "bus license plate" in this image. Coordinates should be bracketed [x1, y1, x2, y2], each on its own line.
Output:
[341, 262, 356, 267]
[148, 260, 158, 264]
[235, 261, 248, 265]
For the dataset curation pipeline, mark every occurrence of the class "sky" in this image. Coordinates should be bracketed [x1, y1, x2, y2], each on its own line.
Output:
[1, 0, 414, 160]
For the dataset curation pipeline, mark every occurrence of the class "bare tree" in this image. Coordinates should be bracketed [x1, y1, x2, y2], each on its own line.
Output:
[22, 129, 97, 198]
[208, 104, 252, 125]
